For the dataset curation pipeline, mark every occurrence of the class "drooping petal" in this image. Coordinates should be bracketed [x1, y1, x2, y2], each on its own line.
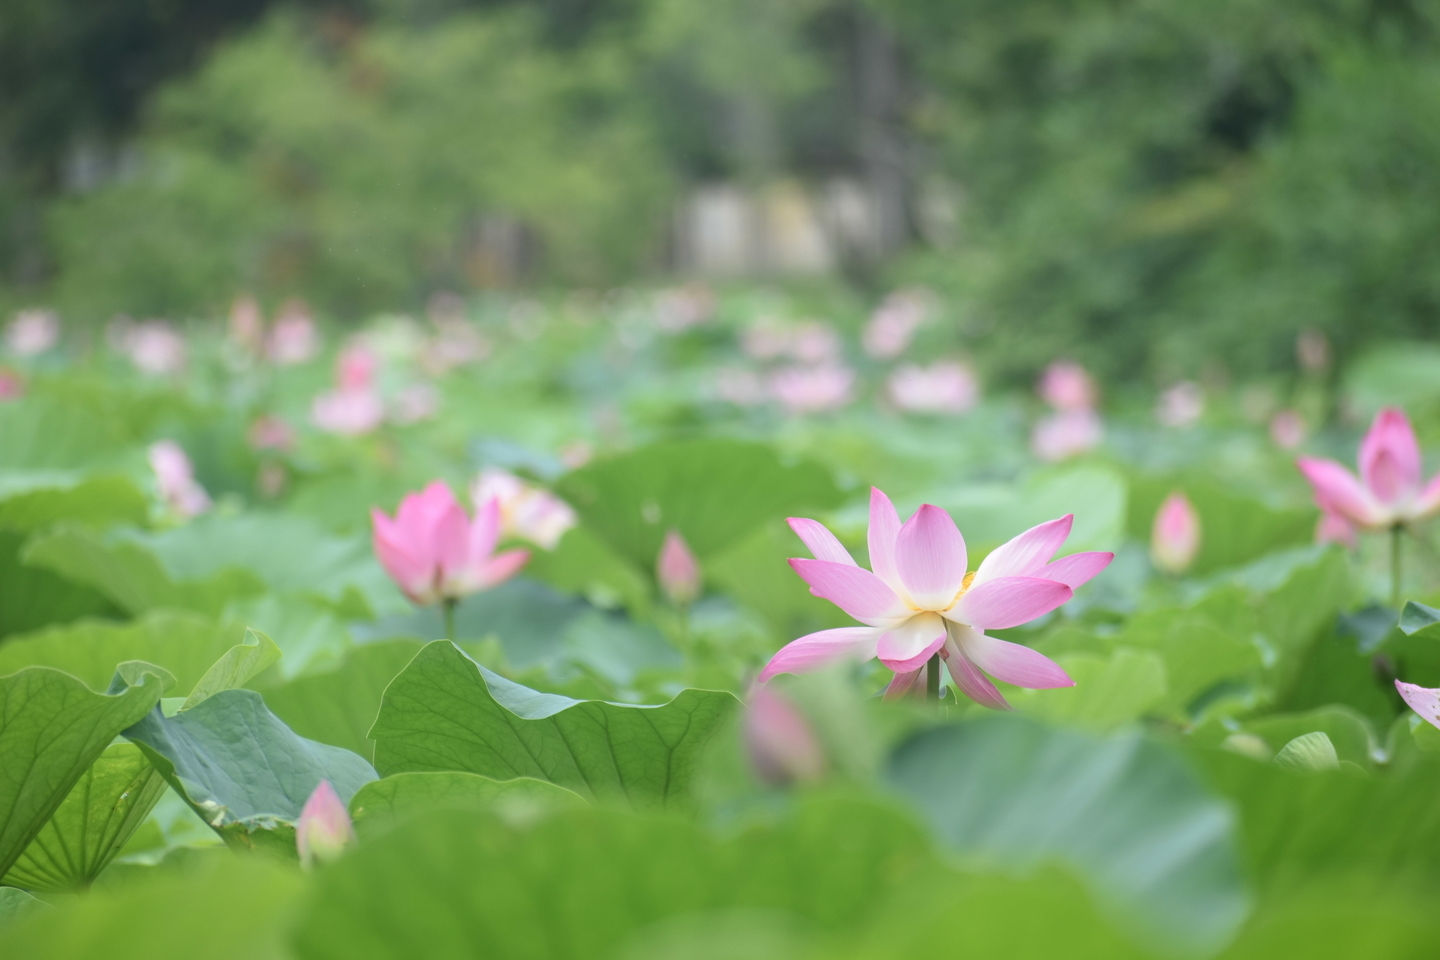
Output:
[744, 685, 825, 785]
[875, 612, 947, 672]
[788, 559, 909, 626]
[1041, 551, 1114, 589]
[372, 508, 435, 602]
[955, 625, 1074, 689]
[972, 514, 1072, 584]
[883, 668, 925, 701]
[1396, 680, 1440, 730]
[867, 487, 903, 592]
[942, 636, 1010, 710]
[946, 576, 1071, 630]
[1360, 408, 1422, 507]
[787, 517, 856, 565]
[469, 496, 502, 563]
[759, 627, 879, 681]
[473, 548, 530, 589]
[1296, 457, 1388, 528]
[894, 504, 968, 610]
[1412, 473, 1440, 521]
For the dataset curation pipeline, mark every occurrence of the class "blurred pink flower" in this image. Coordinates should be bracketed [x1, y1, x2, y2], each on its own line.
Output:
[266, 301, 319, 365]
[1396, 680, 1440, 731]
[789, 321, 842, 365]
[372, 481, 531, 606]
[1316, 510, 1357, 549]
[296, 780, 354, 869]
[7, 309, 60, 357]
[761, 488, 1112, 709]
[1157, 382, 1205, 428]
[714, 366, 768, 406]
[420, 319, 489, 376]
[887, 360, 979, 415]
[744, 684, 824, 786]
[123, 321, 186, 376]
[1297, 329, 1331, 373]
[559, 440, 593, 470]
[1269, 409, 1306, 450]
[148, 440, 211, 518]
[469, 468, 577, 550]
[653, 284, 715, 332]
[769, 364, 854, 416]
[0, 369, 24, 401]
[337, 343, 378, 392]
[391, 384, 440, 425]
[862, 290, 928, 360]
[1038, 361, 1097, 412]
[311, 389, 385, 436]
[228, 296, 264, 354]
[657, 529, 701, 605]
[1297, 407, 1440, 531]
[1151, 492, 1201, 574]
[248, 415, 295, 452]
[1031, 409, 1103, 462]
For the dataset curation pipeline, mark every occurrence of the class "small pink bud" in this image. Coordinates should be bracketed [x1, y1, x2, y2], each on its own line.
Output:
[1152, 492, 1201, 574]
[296, 780, 355, 868]
[1269, 409, 1306, 449]
[657, 529, 701, 605]
[744, 685, 824, 786]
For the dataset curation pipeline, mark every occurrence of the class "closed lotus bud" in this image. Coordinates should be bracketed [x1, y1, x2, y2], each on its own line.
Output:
[296, 780, 355, 868]
[1151, 492, 1201, 574]
[657, 529, 701, 605]
[744, 685, 824, 786]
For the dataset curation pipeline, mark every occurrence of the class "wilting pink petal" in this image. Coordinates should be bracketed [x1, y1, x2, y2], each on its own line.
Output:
[296, 780, 355, 868]
[759, 627, 879, 681]
[787, 517, 856, 565]
[895, 505, 968, 609]
[788, 559, 908, 626]
[946, 576, 1071, 630]
[1041, 551, 1115, 589]
[875, 613, 947, 671]
[1315, 511, 1357, 549]
[1151, 492, 1201, 574]
[657, 529, 702, 605]
[883, 667, 926, 701]
[956, 626, 1073, 689]
[744, 685, 824, 786]
[1359, 408, 1422, 507]
[1396, 680, 1440, 730]
[867, 487, 903, 591]
[943, 638, 1011, 710]
[1297, 457, 1387, 528]
[973, 515, 1073, 584]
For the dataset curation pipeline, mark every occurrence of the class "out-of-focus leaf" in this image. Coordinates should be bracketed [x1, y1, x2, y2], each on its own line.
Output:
[555, 439, 845, 569]
[1245, 707, 1377, 769]
[0, 474, 148, 532]
[123, 689, 377, 854]
[0, 887, 49, 925]
[371, 640, 737, 808]
[2, 742, 168, 892]
[525, 526, 652, 617]
[181, 628, 280, 709]
[0, 397, 124, 471]
[22, 525, 264, 616]
[1013, 647, 1167, 731]
[349, 772, 585, 834]
[223, 593, 353, 679]
[1272, 732, 1340, 772]
[1128, 477, 1313, 575]
[1216, 881, 1440, 960]
[1115, 589, 1263, 715]
[708, 521, 853, 640]
[0, 530, 117, 638]
[941, 464, 1128, 556]
[886, 716, 1247, 955]
[0, 665, 165, 877]
[263, 640, 424, 759]
[1399, 600, 1440, 636]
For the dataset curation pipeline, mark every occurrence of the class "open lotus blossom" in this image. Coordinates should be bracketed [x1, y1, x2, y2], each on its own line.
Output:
[1151, 492, 1201, 574]
[266, 300, 320, 365]
[1038, 361, 1097, 412]
[657, 529, 702, 605]
[372, 481, 530, 606]
[744, 684, 824, 786]
[7, 309, 60, 357]
[1297, 407, 1440, 531]
[862, 289, 928, 360]
[312, 342, 385, 436]
[122, 320, 187, 376]
[148, 440, 212, 518]
[759, 488, 1113, 709]
[469, 468, 577, 549]
[769, 364, 854, 415]
[296, 780, 355, 869]
[1396, 680, 1440, 733]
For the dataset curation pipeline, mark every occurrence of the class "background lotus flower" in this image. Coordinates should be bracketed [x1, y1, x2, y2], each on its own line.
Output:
[1037, 360, 1097, 412]
[122, 321, 187, 375]
[7, 309, 60, 357]
[470, 468, 577, 549]
[887, 360, 979, 415]
[1157, 381, 1205, 427]
[657, 529, 701, 605]
[296, 780, 355, 868]
[247, 415, 295, 452]
[760, 488, 1113, 709]
[1031, 408, 1103, 462]
[372, 481, 530, 607]
[744, 684, 824, 786]
[266, 301, 319, 364]
[1297, 407, 1440, 530]
[1397, 680, 1440, 733]
[0, 369, 24, 400]
[769, 364, 854, 415]
[1269, 409, 1306, 449]
[862, 289, 928, 359]
[228, 295, 264, 354]
[1151, 492, 1201, 574]
[1316, 510, 1357, 549]
[311, 388, 385, 436]
[148, 440, 211, 518]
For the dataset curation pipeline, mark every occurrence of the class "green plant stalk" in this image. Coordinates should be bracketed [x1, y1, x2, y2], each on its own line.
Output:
[927, 653, 940, 702]
[1392, 525, 1404, 612]
[442, 597, 457, 642]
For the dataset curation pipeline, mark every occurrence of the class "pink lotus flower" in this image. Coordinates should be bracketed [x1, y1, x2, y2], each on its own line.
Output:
[1297, 408, 1440, 531]
[1038, 361, 1097, 412]
[1269, 409, 1306, 450]
[769, 364, 854, 415]
[788, 322, 842, 365]
[122, 321, 187, 376]
[372, 481, 530, 605]
[887, 361, 979, 415]
[248, 415, 295, 452]
[759, 488, 1113, 709]
[469, 468, 577, 550]
[862, 290, 928, 360]
[1157, 381, 1205, 428]
[311, 389, 385, 436]
[1397, 680, 1440, 732]
[266, 301, 319, 365]
[657, 529, 701, 605]
[1031, 409, 1103, 462]
[1316, 510, 1357, 549]
[7, 309, 60, 357]
[148, 441, 211, 518]
[337, 343, 378, 391]
[744, 684, 824, 786]
[1151, 492, 1201, 574]
[296, 780, 354, 868]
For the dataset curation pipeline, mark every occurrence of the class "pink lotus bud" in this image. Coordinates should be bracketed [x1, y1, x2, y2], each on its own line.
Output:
[1038, 361, 1097, 411]
[657, 529, 701, 605]
[744, 685, 824, 786]
[1269, 409, 1306, 449]
[336, 343, 378, 392]
[7, 309, 60, 357]
[1316, 510, 1357, 549]
[1151, 492, 1201, 573]
[296, 780, 355, 868]
[148, 440, 212, 519]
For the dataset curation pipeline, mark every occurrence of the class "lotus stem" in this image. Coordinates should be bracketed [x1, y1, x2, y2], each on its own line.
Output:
[926, 653, 940, 702]
[1391, 524, 1404, 613]
[443, 597, 457, 641]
